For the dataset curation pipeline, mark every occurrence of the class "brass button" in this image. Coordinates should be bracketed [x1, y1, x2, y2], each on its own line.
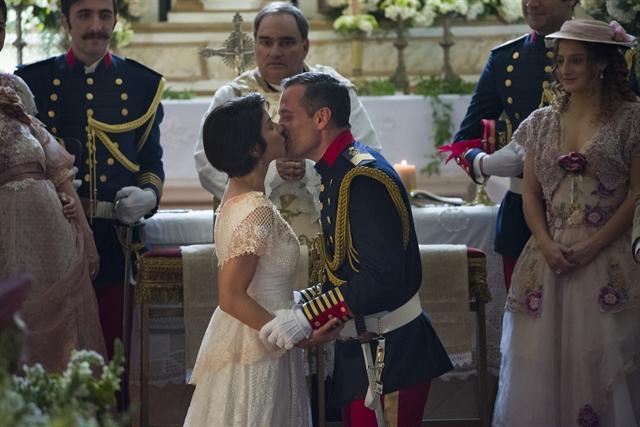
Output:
[319, 202, 323, 210]
[115, 78, 123, 85]
[86, 108, 94, 117]
[506, 65, 514, 73]
[86, 93, 94, 101]
[47, 110, 55, 118]
[107, 158, 115, 166]
[507, 97, 513, 104]
[120, 93, 128, 101]
[84, 174, 90, 182]
[86, 77, 94, 85]
[512, 52, 520, 60]
[546, 51, 554, 59]
[99, 174, 107, 183]
[51, 127, 58, 134]
[53, 78, 61, 86]
[515, 112, 521, 119]
[50, 93, 58, 101]
[320, 184, 325, 192]
[121, 108, 128, 116]
[505, 79, 512, 87]
[544, 65, 553, 73]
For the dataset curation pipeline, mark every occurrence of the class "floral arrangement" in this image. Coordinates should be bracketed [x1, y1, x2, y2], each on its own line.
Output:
[328, 0, 523, 35]
[0, 339, 126, 427]
[582, 0, 640, 34]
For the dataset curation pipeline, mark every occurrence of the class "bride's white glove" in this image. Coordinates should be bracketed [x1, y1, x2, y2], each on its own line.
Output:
[114, 186, 157, 224]
[259, 304, 312, 350]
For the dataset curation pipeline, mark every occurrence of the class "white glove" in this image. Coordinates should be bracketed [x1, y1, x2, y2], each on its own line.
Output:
[114, 186, 157, 224]
[259, 304, 312, 350]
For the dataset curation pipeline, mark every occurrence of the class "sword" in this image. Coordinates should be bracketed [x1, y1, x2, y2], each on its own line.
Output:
[119, 220, 136, 410]
[356, 315, 385, 427]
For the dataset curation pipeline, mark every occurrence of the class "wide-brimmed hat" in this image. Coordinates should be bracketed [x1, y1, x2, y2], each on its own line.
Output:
[546, 19, 636, 48]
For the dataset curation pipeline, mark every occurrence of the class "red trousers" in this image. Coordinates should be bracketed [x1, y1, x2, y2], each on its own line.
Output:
[502, 255, 518, 292]
[341, 380, 431, 427]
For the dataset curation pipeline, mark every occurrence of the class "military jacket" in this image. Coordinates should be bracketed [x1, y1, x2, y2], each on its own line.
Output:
[16, 51, 165, 286]
[299, 132, 452, 405]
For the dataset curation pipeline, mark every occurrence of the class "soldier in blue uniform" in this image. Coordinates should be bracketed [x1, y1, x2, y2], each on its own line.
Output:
[260, 72, 452, 426]
[15, 0, 164, 359]
[450, 1, 577, 290]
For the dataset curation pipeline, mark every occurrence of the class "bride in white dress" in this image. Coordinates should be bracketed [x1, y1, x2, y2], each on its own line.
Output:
[184, 93, 341, 426]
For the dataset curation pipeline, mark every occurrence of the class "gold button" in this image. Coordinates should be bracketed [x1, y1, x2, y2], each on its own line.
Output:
[51, 127, 58, 134]
[47, 110, 55, 118]
[115, 78, 123, 85]
[84, 174, 90, 182]
[319, 202, 323, 210]
[544, 65, 553, 73]
[86, 93, 94, 101]
[50, 93, 58, 101]
[505, 79, 512, 87]
[121, 93, 128, 101]
[107, 158, 115, 166]
[507, 97, 513, 104]
[86, 108, 94, 117]
[515, 112, 521, 119]
[121, 108, 128, 116]
[53, 78, 61, 86]
[546, 51, 554, 59]
[506, 65, 514, 73]
[86, 77, 94, 85]
[512, 52, 520, 60]
[320, 184, 325, 192]
[99, 175, 107, 183]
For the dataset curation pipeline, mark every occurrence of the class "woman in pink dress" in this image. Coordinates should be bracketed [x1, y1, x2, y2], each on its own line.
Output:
[493, 19, 640, 426]
[0, 0, 105, 372]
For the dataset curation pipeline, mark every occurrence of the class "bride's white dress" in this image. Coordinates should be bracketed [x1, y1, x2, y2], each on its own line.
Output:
[184, 191, 312, 426]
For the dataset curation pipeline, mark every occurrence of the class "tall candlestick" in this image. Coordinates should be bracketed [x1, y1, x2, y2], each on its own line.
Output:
[393, 160, 416, 191]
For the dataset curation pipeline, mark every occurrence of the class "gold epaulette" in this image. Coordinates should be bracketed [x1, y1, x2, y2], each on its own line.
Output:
[321, 167, 410, 286]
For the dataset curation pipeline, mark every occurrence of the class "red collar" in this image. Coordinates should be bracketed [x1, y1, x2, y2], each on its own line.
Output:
[65, 48, 113, 69]
[320, 130, 354, 167]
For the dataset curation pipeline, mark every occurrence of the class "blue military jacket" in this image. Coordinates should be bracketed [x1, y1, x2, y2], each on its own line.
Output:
[300, 133, 452, 406]
[16, 51, 165, 286]
[454, 32, 554, 258]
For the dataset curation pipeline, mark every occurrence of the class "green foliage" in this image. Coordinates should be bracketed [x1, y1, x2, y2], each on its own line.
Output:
[162, 87, 197, 100]
[0, 339, 127, 427]
[354, 78, 397, 96]
[414, 76, 476, 175]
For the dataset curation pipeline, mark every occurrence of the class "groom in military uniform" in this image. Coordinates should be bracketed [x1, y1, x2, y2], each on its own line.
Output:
[260, 72, 452, 426]
[16, 0, 164, 359]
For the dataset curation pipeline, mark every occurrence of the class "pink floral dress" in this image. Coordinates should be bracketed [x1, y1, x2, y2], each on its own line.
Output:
[493, 104, 640, 427]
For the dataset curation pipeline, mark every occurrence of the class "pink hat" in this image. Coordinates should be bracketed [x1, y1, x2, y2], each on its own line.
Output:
[546, 19, 636, 48]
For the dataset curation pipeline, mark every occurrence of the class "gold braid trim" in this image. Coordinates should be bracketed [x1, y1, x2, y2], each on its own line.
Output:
[136, 255, 183, 304]
[136, 111, 156, 153]
[137, 172, 164, 196]
[321, 167, 410, 287]
[468, 256, 491, 304]
[94, 129, 140, 172]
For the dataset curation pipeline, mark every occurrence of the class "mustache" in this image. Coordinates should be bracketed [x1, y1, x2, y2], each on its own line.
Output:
[81, 31, 110, 40]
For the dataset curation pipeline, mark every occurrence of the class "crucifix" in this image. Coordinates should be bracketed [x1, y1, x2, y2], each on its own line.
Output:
[201, 12, 255, 76]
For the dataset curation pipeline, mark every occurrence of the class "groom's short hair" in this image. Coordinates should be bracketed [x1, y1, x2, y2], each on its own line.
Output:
[282, 72, 351, 129]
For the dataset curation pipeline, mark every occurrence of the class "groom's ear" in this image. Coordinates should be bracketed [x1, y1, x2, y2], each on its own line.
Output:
[314, 107, 332, 130]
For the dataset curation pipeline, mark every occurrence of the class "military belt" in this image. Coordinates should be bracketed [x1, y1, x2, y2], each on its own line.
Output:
[81, 198, 115, 219]
[340, 293, 422, 339]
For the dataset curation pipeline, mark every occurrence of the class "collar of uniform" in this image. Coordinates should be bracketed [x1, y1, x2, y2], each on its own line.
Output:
[528, 31, 548, 50]
[65, 48, 113, 70]
[319, 130, 354, 168]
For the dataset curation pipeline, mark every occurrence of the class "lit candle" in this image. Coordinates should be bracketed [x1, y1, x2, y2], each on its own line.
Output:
[393, 160, 416, 191]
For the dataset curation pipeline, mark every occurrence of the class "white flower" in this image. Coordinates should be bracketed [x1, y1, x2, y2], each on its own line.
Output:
[413, 5, 437, 26]
[426, 0, 468, 15]
[384, 5, 418, 21]
[606, 0, 637, 23]
[497, 0, 523, 23]
[359, 0, 381, 13]
[581, 0, 604, 14]
[466, 1, 485, 20]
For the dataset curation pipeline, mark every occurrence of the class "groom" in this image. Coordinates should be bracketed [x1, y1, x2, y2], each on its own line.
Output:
[260, 72, 452, 426]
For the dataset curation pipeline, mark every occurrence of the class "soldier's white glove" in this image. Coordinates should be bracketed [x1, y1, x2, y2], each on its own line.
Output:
[114, 186, 157, 224]
[259, 304, 312, 350]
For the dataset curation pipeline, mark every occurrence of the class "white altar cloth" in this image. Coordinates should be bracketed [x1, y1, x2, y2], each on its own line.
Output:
[142, 204, 505, 376]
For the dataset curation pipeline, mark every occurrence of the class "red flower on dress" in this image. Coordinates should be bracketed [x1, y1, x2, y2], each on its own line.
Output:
[558, 152, 587, 174]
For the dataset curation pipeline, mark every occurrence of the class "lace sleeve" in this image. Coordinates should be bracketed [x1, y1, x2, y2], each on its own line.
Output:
[219, 204, 276, 266]
[31, 120, 76, 187]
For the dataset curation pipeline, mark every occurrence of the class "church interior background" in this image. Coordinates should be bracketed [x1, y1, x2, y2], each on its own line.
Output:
[0, 1, 610, 426]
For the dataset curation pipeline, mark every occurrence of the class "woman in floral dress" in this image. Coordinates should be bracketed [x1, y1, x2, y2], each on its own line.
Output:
[493, 20, 640, 426]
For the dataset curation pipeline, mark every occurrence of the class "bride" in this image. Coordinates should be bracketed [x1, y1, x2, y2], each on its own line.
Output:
[183, 93, 341, 426]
